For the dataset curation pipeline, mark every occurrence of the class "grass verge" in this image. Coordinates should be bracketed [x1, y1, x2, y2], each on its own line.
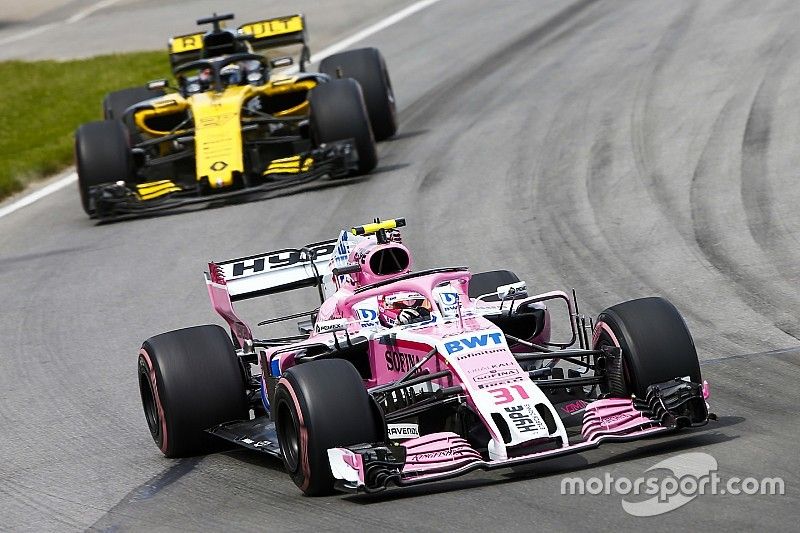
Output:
[0, 51, 167, 200]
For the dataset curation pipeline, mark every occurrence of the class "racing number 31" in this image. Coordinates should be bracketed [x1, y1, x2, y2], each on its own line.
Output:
[488, 385, 530, 405]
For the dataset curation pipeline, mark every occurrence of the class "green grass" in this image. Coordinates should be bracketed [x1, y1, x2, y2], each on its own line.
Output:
[0, 51, 168, 200]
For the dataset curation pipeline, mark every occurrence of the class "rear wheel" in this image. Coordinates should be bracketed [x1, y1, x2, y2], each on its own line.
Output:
[309, 78, 377, 175]
[274, 359, 381, 495]
[75, 120, 133, 216]
[593, 297, 701, 398]
[103, 86, 164, 121]
[468, 270, 520, 301]
[138, 325, 248, 458]
[319, 47, 397, 141]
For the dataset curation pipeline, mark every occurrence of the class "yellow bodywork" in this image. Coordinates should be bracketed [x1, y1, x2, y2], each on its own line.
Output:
[263, 155, 314, 176]
[132, 75, 316, 189]
[239, 15, 304, 40]
[191, 86, 249, 188]
[135, 180, 183, 200]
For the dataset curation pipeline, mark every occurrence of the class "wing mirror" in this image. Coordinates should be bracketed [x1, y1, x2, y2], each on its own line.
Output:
[270, 56, 294, 69]
[147, 79, 170, 91]
[497, 281, 528, 301]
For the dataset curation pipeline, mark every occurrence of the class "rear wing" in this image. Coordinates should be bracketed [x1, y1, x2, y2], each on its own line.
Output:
[168, 14, 309, 72]
[238, 14, 310, 70]
[206, 239, 336, 301]
[238, 14, 307, 50]
[168, 32, 205, 71]
[205, 239, 336, 348]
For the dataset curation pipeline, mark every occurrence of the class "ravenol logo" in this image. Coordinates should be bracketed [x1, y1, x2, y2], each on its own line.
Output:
[357, 308, 378, 322]
[444, 333, 504, 355]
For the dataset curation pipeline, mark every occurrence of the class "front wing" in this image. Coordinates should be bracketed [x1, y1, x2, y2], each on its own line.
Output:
[207, 417, 282, 458]
[328, 379, 713, 493]
[87, 141, 357, 221]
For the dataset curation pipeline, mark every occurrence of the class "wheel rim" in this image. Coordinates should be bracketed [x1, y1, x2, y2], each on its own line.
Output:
[138, 364, 162, 442]
[598, 336, 633, 395]
[277, 402, 300, 471]
[383, 65, 396, 109]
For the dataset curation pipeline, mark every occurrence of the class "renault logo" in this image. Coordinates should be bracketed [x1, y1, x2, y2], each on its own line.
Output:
[210, 161, 228, 171]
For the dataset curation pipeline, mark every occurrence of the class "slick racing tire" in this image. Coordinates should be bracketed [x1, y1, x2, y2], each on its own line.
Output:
[274, 359, 381, 496]
[319, 47, 397, 141]
[103, 86, 164, 121]
[75, 120, 133, 216]
[138, 325, 248, 458]
[309, 78, 378, 175]
[593, 297, 702, 398]
[468, 270, 520, 301]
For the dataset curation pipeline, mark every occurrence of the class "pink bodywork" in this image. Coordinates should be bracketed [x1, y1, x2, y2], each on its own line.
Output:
[205, 229, 709, 492]
[329, 398, 676, 488]
[261, 268, 554, 390]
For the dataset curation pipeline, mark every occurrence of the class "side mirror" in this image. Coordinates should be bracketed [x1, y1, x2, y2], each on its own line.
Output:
[270, 56, 294, 69]
[147, 79, 169, 91]
[497, 281, 528, 301]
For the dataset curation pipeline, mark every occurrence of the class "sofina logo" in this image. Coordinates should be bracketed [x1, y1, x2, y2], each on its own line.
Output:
[444, 332, 503, 354]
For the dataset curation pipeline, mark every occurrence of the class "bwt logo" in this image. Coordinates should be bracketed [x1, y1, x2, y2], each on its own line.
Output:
[440, 292, 459, 306]
[444, 333, 503, 354]
[357, 308, 378, 322]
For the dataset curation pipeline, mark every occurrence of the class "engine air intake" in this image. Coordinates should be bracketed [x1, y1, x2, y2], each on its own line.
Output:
[369, 246, 410, 275]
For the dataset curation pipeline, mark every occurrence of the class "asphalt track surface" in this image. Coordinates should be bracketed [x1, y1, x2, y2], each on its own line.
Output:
[1, 0, 799, 530]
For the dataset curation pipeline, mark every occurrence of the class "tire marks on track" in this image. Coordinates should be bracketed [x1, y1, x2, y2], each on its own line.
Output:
[688, 22, 800, 342]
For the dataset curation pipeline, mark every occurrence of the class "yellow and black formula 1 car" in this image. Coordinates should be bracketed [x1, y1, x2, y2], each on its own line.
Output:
[74, 13, 396, 220]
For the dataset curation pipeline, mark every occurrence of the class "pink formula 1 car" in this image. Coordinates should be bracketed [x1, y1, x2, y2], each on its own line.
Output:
[137, 218, 712, 495]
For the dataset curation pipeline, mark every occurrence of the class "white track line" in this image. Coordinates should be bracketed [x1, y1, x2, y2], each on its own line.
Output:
[310, 0, 443, 64]
[0, 23, 58, 46]
[66, 0, 127, 24]
[0, 172, 77, 219]
[0, 0, 444, 221]
[0, 0, 127, 46]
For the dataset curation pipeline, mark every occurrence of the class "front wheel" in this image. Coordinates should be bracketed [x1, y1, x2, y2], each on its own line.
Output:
[319, 47, 397, 141]
[138, 325, 248, 458]
[310, 78, 377, 175]
[75, 120, 133, 216]
[103, 85, 165, 121]
[593, 296, 702, 398]
[274, 359, 381, 495]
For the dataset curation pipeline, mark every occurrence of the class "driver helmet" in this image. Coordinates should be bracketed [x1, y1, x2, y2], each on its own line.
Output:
[197, 68, 213, 90]
[378, 291, 432, 326]
[220, 63, 243, 85]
